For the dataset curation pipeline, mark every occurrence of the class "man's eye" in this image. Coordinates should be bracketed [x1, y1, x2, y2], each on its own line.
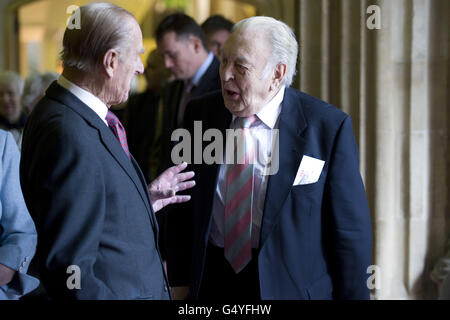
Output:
[236, 64, 247, 73]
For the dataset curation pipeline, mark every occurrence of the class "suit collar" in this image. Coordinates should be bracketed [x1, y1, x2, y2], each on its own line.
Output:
[191, 52, 215, 86]
[57, 75, 108, 125]
[45, 82, 155, 225]
[191, 58, 220, 97]
[260, 87, 307, 248]
[255, 85, 285, 129]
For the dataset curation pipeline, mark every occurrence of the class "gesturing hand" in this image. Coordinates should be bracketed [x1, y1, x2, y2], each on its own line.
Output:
[148, 162, 195, 213]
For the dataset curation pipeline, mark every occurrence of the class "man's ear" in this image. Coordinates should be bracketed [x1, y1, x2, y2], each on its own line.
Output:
[189, 36, 203, 53]
[103, 49, 120, 78]
[271, 63, 287, 90]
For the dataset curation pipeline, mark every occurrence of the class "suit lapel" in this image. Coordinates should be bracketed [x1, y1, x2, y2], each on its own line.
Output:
[97, 126, 154, 222]
[260, 88, 307, 248]
[191, 58, 220, 98]
[202, 98, 232, 233]
[46, 83, 155, 227]
[130, 155, 159, 234]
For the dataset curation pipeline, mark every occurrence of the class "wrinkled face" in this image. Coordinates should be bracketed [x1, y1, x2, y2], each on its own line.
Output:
[0, 82, 21, 121]
[220, 31, 274, 117]
[109, 19, 144, 105]
[206, 29, 231, 58]
[157, 31, 198, 80]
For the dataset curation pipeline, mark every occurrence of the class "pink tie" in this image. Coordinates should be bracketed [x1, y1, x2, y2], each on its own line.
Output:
[105, 110, 130, 159]
[224, 115, 258, 273]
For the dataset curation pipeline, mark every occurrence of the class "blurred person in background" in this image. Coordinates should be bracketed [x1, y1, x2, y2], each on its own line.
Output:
[156, 13, 221, 134]
[0, 129, 39, 300]
[125, 49, 175, 276]
[125, 49, 174, 182]
[201, 15, 234, 59]
[0, 71, 27, 149]
[431, 237, 450, 299]
[22, 72, 59, 115]
[155, 14, 221, 299]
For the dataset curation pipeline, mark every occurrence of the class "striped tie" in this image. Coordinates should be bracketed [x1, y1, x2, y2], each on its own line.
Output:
[105, 110, 131, 159]
[224, 115, 258, 273]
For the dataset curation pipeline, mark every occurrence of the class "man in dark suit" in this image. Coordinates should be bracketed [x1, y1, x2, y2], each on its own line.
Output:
[19, 3, 194, 300]
[201, 15, 234, 59]
[171, 16, 372, 300]
[125, 49, 173, 182]
[156, 13, 221, 174]
[155, 14, 222, 298]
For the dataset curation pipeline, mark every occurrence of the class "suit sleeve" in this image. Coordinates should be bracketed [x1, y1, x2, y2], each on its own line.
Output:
[26, 121, 116, 299]
[323, 115, 372, 299]
[0, 132, 37, 276]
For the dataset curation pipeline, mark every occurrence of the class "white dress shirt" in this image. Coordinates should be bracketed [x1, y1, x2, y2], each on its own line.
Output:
[57, 75, 109, 126]
[209, 85, 286, 248]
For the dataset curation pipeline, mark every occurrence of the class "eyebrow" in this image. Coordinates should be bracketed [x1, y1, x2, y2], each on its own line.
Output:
[235, 56, 252, 67]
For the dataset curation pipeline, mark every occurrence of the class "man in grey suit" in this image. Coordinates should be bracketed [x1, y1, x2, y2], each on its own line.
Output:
[20, 3, 194, 299]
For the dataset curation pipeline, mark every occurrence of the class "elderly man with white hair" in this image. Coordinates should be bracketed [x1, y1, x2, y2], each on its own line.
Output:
[0, 71, 27, 148]
[20, 3, 194, 300]
[22, 72, 59, 115]
[168, 16, 372, 300]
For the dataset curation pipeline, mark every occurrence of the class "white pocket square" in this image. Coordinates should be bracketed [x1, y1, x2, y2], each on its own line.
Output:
[293, 155, 325, 186]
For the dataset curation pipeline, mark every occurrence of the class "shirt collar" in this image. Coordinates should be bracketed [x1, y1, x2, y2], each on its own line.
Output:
[189, 51, 214, 87]
[231, 85, 285, 129]
[57, 75, 109, 125]
[257, 85, 285, 129]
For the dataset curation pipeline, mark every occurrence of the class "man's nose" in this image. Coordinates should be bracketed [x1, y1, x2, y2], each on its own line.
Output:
[164, 56, 174, 69]
[220, 63, 233, 82]
[137, 58, 144, 75]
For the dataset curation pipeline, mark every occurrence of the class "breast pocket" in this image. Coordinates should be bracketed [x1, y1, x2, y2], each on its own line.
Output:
[292, 181, 322, 193]
[290, 180, 324, 218]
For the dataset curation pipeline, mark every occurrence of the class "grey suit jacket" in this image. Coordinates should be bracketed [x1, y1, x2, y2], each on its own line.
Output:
[20, 82, 170, 299]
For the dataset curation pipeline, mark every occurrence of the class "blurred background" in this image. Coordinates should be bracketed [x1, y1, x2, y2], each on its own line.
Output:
[0, 0, 448, 300]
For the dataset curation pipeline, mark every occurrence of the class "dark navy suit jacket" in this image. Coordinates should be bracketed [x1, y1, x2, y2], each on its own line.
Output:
[171, 87, 372, 300]
[20, 82, 170, 299]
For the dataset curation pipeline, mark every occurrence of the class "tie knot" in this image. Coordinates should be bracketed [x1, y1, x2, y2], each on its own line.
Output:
[105, 110, 119, 127]
[236, 115, 258, 129]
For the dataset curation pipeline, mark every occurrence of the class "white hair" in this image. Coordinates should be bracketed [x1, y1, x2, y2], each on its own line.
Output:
[0, 71, 24, 95]
[22, 72, 59, 110]
[233, 16, 298, 86]
[60, 3, 136, 72]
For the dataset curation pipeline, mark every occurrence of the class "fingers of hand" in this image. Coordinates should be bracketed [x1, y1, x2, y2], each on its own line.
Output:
[170, 162, 188, 176]
[173, 181, 196, 192]
[173, 195, 191, 203]
[175, 171, 195, 183]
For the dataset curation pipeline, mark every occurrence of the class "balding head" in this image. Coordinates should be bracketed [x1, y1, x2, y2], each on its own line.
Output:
[61, 3, 136, 72]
